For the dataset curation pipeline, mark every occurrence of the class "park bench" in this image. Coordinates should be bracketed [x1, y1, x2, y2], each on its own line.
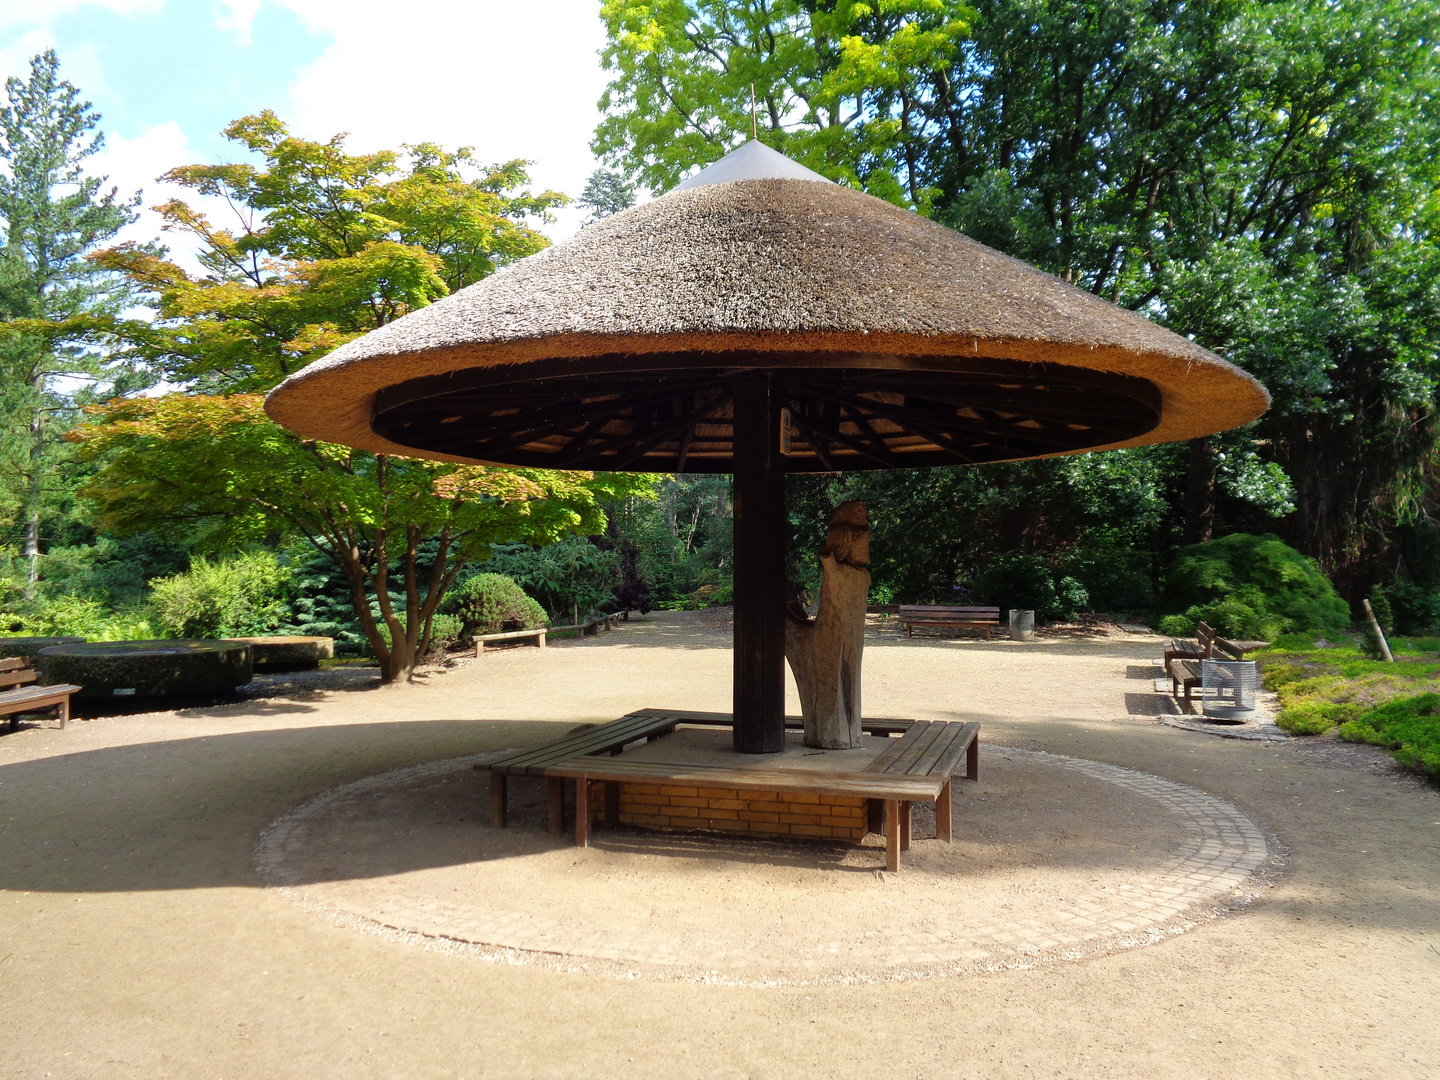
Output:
[484, 707, 918, 831]
[1164, 624, 1252, 712]
[473, 614, 623, 657]
[0, 657, 81, 730]
[539, 716, 981, 871]
[898, 605, 1003, 639]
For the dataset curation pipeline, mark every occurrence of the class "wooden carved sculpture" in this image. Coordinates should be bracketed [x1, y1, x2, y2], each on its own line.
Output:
[784, 501, 871, 749]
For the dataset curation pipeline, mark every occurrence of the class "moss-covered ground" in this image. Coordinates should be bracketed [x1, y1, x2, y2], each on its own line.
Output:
[1258, 632, 1440, 777]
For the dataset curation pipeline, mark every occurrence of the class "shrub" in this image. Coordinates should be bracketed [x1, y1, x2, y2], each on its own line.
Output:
[0, 594, 157, 641]
[150, 552, 290, 639]
[975, 552, 1088, 621]
[1275, 700, 1364, 735]
[1260, 661, 1308, 690]
[426, 613, 463, 650]
[1377, 578, 1440, 635]
[1339, 693, 1440, 777]
[446, 573, 548, 637]
[1160, 533, 1350, 639]
[1063, 543, 1154, 611]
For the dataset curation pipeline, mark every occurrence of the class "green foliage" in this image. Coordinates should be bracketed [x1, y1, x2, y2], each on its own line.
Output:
[75, 393, 654, 679]
[445, 573, 548, 638]
[1339, 694, 1440, 776]
[596, 0, 1440, 589]
[974, 552, 1087, 621]
[149, 551, 289, 639]
[1376, 578, 1440, 636]
[1275, 700, 1363, 736]
[0, 50, 145, 598]
[1161, 534, 1350, 639]
[0, 593, 154, 640]
[1061, 542, 1154, 613]
[578, 168, 636, 223]
[486, 537, 621, 620]
[93, 112, 564, 394]
[595, 0, 973, 208]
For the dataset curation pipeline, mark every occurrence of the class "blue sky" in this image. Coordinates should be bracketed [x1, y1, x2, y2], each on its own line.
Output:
[1, 1, 613, 248]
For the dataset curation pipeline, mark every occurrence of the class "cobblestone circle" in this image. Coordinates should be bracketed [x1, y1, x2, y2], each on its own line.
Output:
[256, 748, 1276, 985]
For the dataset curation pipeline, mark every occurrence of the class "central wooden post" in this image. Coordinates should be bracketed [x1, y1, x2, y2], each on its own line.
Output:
[731, 374, 787, 753]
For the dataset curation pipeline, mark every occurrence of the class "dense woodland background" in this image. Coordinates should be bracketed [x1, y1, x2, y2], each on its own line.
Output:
[1, 0, 1437, 677]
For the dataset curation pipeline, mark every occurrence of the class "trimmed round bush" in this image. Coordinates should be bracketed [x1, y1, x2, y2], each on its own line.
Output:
[1160, 533, 1350, 640]
[35, 640, 254, 698]
[0, 636, 84, 661]
[446, 573, 548, 638]
[226, 635, 334, 671]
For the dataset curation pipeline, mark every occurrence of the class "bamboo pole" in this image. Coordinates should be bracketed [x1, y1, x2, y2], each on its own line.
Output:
[1362, 598, 1395, 662]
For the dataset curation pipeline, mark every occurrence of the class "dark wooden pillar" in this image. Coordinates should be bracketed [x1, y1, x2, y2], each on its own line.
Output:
[731, 374, 787, 753]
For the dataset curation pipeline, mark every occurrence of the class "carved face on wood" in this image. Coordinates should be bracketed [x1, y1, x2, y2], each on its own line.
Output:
[822, 501, 870, 568]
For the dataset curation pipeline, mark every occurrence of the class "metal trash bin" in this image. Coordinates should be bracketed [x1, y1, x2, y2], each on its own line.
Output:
[1009, 609, 1035, 641]
[1201, 659, 1257, 720]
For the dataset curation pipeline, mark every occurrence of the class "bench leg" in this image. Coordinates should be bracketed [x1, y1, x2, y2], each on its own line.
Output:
[475, 640, 485, 658]
[936, 781, 952, 843]
[58, 697, 69, 729]
[967, 735, 979, 780]
[537, 632, 546, 650]
[547, 777, 565, 834]
[604, 779, 621, 827]
[885, 800, 901, 872]
[575, 778, 591, 847]
[900, 801, 912, 852]
[1183, 682, 1196, 713]
[489, 773, 508, 828]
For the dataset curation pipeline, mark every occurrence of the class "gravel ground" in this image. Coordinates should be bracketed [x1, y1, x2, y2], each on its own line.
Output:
[1, 609, 1437, 1079]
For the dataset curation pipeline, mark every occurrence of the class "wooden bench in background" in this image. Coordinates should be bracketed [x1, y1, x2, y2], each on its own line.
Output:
[898, 605, 1003, 639]
[473, 614, 623, 658]
[0, 657, 81, 730]
[1164, 624, 1252, 712]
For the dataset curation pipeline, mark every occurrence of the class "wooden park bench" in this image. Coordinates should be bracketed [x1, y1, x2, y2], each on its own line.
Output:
[0, 657, 81, 730]
[1164, 623, 1253, 712]
[898, 605, 1003, 639]
[473, 614, 623, 657]
[483, 707, 917, 831]
[537, 716, 981, 872]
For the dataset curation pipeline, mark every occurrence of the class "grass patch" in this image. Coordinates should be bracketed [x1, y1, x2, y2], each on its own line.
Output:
[1338, 694, 1440, 777]
[1254, 633, 1440, 741]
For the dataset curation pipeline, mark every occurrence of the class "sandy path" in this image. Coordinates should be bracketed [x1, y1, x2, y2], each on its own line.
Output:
[2, 611, 1437, 1079]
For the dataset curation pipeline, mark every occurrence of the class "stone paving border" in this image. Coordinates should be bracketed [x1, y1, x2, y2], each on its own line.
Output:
[255, 749, 1280, 986]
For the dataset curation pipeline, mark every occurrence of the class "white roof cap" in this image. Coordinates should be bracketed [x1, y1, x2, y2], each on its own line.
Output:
[671, 139, 835, 192]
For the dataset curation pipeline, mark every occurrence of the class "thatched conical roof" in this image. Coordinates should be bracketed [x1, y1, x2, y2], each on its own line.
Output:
[264, 142, 1267, 473]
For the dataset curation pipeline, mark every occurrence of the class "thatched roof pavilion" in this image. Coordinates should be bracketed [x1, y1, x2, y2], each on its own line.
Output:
[266, 139, 1269, 752]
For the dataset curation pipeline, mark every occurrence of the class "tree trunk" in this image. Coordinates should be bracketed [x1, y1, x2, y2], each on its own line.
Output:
[22, 370, 45, 599]
[784, 501, 870, 749]
[1184, 437, 1218, 544]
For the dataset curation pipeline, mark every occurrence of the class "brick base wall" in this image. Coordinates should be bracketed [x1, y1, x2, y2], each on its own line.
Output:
[599, 781, 870, 842]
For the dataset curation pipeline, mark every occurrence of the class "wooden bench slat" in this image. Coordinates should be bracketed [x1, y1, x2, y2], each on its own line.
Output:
[543, 757, 945, 800]
[866, 719, 932, 773]
[490, 713, 682, 774]
[0, 656, 29, 672]
[908, 722, 968, 776]
[884, 721, 949, 775]
[927, 723, 981, 779]
[0, 668, 37, 689]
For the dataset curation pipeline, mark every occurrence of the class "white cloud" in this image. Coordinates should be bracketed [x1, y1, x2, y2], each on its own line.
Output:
[213, 0, 262, 46]
[86, 120, 233, 273]
[276, 0, 613, 241]
[0, 0, 161, 32]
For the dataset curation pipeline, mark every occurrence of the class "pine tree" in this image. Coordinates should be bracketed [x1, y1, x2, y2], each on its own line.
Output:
[0, 50, 138, 597]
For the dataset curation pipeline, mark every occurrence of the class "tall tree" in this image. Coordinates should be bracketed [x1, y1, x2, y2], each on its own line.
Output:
[74, 395, 651, 682]
[88, 114, 656, 678]
[596, 0, 1440, 597]
[0, 50, 138, 596]
[97, 111, 565, 393]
